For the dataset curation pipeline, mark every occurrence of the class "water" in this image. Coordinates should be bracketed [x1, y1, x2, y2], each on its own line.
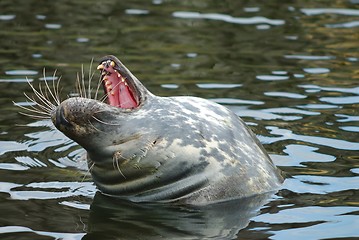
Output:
[1, 0, 358, 239]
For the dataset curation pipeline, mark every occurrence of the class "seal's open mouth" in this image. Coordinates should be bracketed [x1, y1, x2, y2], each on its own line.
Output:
[97, 57, 139, 109]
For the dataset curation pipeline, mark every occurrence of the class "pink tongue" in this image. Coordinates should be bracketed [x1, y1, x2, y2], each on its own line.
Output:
[118, 81, 137, 108]
[104, 65, 138, 109]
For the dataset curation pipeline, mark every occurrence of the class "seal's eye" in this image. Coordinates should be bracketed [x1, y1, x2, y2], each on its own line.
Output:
[97, 60, 139, 109]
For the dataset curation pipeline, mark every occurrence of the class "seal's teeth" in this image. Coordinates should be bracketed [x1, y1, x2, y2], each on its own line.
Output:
[105, 81, 112, 86]
[103, 76, 108, 81]
[97, 64, 104, 70]
[118, 74, 125, 83]
[110, 61, 115, 67]
[111, 91, 115, 96]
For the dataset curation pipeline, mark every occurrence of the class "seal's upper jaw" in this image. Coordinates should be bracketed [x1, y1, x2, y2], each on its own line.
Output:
[97, 56, 140, 109]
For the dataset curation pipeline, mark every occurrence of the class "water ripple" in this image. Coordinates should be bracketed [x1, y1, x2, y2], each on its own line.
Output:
[0, 181, 96, 200]
[5, 70, 38, 75]
[161, 84, 179, 89]
[234, 108, 303, 121]
[44, 23, 62, 29]
[35, 15, 46, 20]
[301, 8, 359, 16]
[264, 92, 307, 99]
[60, 200, 90, 210]
[15, 156, 47, 168]
[172, 11, 285, 25]
[284, 55, 335, 60]
[262, 126, 359, 150]
[24, 128, 72, 152]
[263, 107, 319, 116]
[326, 21, 359, 28]
[320, 96, 359, 105]
[0, 78, 33, 83]
[212, 98, 263, 105]
[335, 114, 359, 122]
[303, 68, 330, 74]
[298, 104, 339, 109]
[0, 15, 16, 21]
[0, 163, 29, 171]
[0, 141, 27, 155]
[254, 205, 359, 239]
[196, 83, 242, 89]
[283, 175, 359, 194]
[340, 126, 359, 132]
[299, 85, 359, 95]
[0, 226, 85, 240]
[271, 144, 335, 167]
[125, 9, 150, 15]
[256, 75, 289, 81]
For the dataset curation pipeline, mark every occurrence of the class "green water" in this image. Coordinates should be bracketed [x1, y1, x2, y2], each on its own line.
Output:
[0, 0, 358, 239]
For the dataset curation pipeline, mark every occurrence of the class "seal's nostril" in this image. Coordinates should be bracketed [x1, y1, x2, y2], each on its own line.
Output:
[55, 106, 72, 128]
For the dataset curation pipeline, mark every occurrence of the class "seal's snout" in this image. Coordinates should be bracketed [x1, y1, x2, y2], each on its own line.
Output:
[53, 105, 72, 129]
[49, 97, 114, 150]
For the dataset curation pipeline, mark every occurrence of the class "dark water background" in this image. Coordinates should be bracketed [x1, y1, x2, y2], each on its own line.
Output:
[1, 0, 358, 239]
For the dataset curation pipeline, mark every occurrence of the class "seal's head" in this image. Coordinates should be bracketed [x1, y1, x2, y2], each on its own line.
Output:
[51, 55, 152, 156]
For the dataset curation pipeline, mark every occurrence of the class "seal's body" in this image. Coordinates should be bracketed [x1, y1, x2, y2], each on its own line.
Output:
[52, 55, 283, 205]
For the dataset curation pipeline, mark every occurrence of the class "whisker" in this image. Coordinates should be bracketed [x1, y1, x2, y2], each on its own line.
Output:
[14, 101, 51, 117]
[88, 119, 105, 133]
[81, 64, 87, 99]
[42, 68, 60, 106]
[113, 153, 126, 179]
[91, 116, 121, 126]
[18, 111, 51, 119]
[99, 94, 108, 103]
[23, 92, 53, 114]
[81, 161, 95, 183]
[19, 62, 98, 120]
[56, 75, 63, 104]
[26, 78, 55, 110]
[23, 92, 49, 108]
[17, 106, 51, 117]
[27, 82, 54, 109]
[51, 69, 61, 105]
[76, 73, 83, 98]
[38, 82, 54, 109]
[87, 58, 94, 99]
[17, 69, 63, 120]
[97, 78, 122, 104]
[39, 70, 53, 104]
[94, 73, 105, 101]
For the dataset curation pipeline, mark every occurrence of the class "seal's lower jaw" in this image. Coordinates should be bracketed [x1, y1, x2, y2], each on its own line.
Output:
[97, 58, 140, 109]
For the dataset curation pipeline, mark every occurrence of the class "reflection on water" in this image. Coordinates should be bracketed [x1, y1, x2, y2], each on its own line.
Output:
[84, 193, 272, 240]
[0, 0, 358, 239]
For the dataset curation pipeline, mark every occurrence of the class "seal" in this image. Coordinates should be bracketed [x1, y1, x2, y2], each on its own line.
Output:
[25, 55, 284, 205]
